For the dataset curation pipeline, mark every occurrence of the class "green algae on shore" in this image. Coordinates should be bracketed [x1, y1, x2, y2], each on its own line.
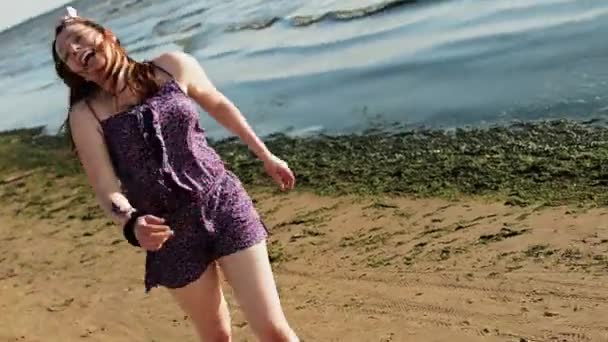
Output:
[2, 119, 608, 206]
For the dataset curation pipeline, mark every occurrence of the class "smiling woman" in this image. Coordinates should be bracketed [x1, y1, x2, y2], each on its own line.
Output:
[51, 6, 299, 342]
[52, 12, 161, 132]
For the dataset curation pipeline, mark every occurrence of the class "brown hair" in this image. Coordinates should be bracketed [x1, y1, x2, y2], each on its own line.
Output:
[51, 17, 160, 149]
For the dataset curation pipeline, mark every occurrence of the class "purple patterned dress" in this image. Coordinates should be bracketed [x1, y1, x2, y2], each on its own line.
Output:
[98, 69, 268, 293]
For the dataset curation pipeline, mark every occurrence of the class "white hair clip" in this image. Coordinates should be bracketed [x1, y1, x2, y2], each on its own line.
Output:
[56, 6, 79, 28]
[66, 6, 78, 18]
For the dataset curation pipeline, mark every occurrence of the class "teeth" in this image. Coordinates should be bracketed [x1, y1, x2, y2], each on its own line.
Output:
[82, 51, 93, 66]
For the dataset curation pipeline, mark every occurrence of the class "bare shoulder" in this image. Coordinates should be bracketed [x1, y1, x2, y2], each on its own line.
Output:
[67, 100, 104, 144]
[152, 51, 215, 96]
[68, 100, 96, 127]
[151, 51, 206, 80]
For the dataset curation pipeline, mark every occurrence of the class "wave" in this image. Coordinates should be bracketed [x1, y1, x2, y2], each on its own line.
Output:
[227, 0, 425, 32]
[291, 0, 422, 26]
[125, 0, 146, 9]
[108, 0, 149, 15]
[226, 17, 281, 32]
[153, 7, 208, 36]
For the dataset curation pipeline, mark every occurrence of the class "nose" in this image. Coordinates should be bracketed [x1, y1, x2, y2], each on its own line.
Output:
[68, 42, 81, 54]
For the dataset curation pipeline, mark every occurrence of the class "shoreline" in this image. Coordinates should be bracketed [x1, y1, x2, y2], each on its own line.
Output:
[4, 117, 608, 208]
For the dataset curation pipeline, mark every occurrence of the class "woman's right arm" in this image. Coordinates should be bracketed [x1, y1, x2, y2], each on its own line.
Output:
[68, 102, 135, 226]
[68, 102, 174, 251]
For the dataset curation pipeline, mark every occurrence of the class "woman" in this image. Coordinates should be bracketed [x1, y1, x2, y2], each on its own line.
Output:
[52, 7, 299, 342]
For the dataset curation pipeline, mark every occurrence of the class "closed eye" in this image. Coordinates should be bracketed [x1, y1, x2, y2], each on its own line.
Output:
[60, 33, 75, 62]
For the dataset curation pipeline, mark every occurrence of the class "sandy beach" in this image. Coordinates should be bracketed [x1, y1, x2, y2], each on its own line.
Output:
[2, 124, 608, 341]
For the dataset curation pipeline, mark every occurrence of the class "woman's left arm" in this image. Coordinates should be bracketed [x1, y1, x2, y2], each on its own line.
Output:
[179, 54, 272, 161]
[155, 51, 295, 190]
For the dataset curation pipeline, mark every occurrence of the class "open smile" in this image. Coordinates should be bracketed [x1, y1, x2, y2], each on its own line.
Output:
[79, 50, 95, 67]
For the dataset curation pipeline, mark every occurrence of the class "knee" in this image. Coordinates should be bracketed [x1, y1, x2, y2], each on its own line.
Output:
[212, 328, 232, 342]
[259, 322, 298, 342]
[200, 326, 231, 342]
[192, 316, 231, 342]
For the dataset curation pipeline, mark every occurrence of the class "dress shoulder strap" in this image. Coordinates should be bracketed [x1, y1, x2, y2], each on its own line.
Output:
[149, 61, 174, 79]
[83, 99, 102, 123]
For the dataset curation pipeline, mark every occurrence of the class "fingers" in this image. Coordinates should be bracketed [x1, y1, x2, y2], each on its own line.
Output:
[141, 224, 172, 232]
[135, 215, 174, 251]
[263, 155, 296, 191]
[137, 229, 174, 251]
[139, 215, 172, 233]
[143, 214, 166, 225]
[283, 167, 296, 189]
[269, 165, 296, 191]
[271, 172, 285, 191]
[278, 167, 295, 190]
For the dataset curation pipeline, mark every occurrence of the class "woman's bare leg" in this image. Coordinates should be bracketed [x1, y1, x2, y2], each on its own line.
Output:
[218, 241, 298, 342]
[168, 262, 232, 342]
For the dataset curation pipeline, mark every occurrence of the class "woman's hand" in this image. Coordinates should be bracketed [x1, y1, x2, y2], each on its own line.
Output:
[263, 154, 295, 191]
[134, 215, 174, 251]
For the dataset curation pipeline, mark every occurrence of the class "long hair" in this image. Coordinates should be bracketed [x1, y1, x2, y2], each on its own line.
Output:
[51, 17, 160, 149]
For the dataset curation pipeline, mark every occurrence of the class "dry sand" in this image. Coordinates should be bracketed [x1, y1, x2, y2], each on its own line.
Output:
[1, 173, 608, 341]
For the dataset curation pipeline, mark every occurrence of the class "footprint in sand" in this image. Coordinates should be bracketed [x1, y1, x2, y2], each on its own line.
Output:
[46, 297, 74, 312]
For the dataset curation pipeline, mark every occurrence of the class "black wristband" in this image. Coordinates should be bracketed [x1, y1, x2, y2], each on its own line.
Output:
[123, 211, 145, 247]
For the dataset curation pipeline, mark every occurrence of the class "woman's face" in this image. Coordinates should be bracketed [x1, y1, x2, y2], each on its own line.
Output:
[54, 22, 108, 80]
